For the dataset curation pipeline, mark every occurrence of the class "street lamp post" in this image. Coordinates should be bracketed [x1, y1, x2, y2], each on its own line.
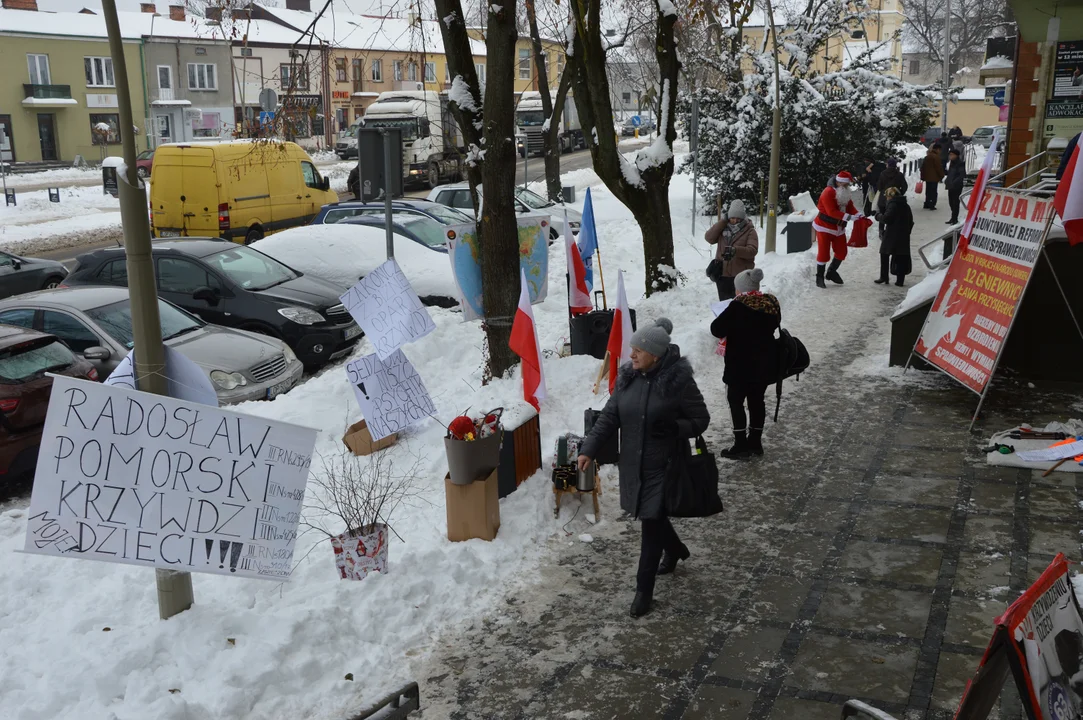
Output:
[764, 0, 782, 253]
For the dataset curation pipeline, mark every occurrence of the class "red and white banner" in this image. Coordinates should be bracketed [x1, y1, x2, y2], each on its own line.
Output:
[916, 189, 1051, 393]
[1054, 143, 1082, 245]
[605, 271, 633, 395]
[509, 268, 547, 411]
[565, 233, 592, 315]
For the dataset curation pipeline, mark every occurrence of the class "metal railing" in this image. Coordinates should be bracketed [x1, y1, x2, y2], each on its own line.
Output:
[23, 83, 73, 100]
[919, 225, 960, 270]
[344, 682, 420, 720]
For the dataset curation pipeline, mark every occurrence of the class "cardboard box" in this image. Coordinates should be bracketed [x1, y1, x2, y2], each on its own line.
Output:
[445, 469, 500, 542]
[342, 420, 396, 456]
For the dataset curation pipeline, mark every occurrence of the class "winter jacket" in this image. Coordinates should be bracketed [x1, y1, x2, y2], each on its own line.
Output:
[347, 167, 360, 200]
[921, 151, 945, 183]
[876, 168, 908, 213]
[705, 219, 758, 278]
[949, 127, 963, 142]
[879, 195, 914, 257]
[945, 158, 966, 192]
[866, 161, 886, 190]
[709, 292, 782, 386]
[938, 143, 950, 170]
[580, 346, 710, 520]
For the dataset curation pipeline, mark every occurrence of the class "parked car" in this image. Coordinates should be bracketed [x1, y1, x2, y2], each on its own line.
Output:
[150, 141, 337, 244]
[427, 183, 580, 239]
[312, 199, 474, 228]
[338, 214, 454, 251]
[0, 324, 97, 479]
[64, 239, 361, 370]
[0, 287, 303, 405]
[135, 149, 155, 179]
[970, 125, 1004, 148]
[0, 250, 68, 299]
[621, 116, 655, 136]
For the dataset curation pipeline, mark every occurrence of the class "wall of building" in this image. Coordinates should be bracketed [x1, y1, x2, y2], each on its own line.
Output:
[231, 43, 328, 150]
[930, 97, 1003, 133]
[143, 38, 234, 146]
[0, 32, 147, 163]
[902, 51, 986, 88]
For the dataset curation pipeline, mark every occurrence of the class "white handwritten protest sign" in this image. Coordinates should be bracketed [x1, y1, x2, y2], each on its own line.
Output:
[105, 345, 219, 407]
[345, 349, 436, 441]
[23, 376, 317, 581]
[340, 258, 436, 361]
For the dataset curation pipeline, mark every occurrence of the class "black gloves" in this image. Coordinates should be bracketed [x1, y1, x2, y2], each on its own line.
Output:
[650, 418, 679, 439]
[722, 246, 737, 261]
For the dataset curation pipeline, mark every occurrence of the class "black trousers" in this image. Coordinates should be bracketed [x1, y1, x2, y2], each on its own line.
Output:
[948, 188, 962, 221]
[879, 255, 907, 284]
[637, 517, 683, 596]
[727, 382, 768, 431]
[925, 181, 939, 208]
[716, 276, 736, 301]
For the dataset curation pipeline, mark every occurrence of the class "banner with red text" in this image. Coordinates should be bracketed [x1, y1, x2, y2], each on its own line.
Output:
[916, 189, 1052, 393]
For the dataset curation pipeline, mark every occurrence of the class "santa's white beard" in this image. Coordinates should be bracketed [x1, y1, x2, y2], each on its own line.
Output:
[835, 185, 852, 211]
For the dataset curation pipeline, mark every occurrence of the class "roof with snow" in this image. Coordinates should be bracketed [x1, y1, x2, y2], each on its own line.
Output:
[0, 6, 236, 40]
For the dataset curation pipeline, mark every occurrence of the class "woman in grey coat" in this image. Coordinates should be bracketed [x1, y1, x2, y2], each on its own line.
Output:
[577, 318, 711, 618]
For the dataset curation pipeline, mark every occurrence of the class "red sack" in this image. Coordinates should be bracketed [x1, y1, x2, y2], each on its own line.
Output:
[847, 216, 874, 248]
[915, 180, 924, 194]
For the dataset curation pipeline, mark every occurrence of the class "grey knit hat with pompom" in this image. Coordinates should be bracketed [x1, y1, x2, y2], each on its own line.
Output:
[629, 317, 673, 358]
[734, 268, 764, 294]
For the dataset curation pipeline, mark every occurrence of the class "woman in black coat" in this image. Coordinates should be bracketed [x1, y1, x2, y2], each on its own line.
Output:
[875, 187, 915, 286]
[578, 318, 710, 618]
[709, 269, 780, 459]
[944, 147, 967, 224]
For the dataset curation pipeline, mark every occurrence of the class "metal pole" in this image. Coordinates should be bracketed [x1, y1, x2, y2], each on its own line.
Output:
[690, 97, 699, 238]
[382, 129, 394, 259]
[102, 0, 193, 620]
[764, 0, 782, 253]
[941, 0, 951, 134]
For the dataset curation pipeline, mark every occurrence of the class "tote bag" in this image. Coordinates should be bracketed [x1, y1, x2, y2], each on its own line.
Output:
[665, 436, 724, 518]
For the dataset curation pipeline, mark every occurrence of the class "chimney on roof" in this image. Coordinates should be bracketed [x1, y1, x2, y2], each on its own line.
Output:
[285, 0, 311, 11]
[140, 2, 156, 12]
[168, 3, 184, 21]
[1, 0, 39, 10]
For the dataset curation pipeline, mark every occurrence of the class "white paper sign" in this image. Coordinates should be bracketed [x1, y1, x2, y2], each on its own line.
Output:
[104, 345, 219, 407]
[22, 376, 317, 581]
[345, 349, 436, 441]
[339, 258, 436, 360]
[711, 300, 733, 317]
[1016, 440, 1083, 463]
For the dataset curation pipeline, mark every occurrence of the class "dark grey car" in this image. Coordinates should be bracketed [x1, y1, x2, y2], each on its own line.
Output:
[0, 250, 68, 299]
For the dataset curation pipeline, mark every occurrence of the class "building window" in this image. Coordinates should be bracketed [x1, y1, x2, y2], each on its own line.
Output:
[239, 47, 253, 57]
[445, 63, 450, 83]
[622, 92, 631, 104]
[351, 59, 363, 92]
[424, 62, 436, 83]
[371, 59, 383, 82]
[518, 48, 531, 80]
[191, 111, 221, 138]
[908, 59, 920, 74]
[393, 60, 403, 81]
[85, 56, 115, 88]
[475, 63, 485, 83]
[157, 65, 173, 90]
[557, 54, 564, 78]
[27, 54, 51, 85]
[281, 63, 309, 91]
[90, 114, 121, 145]
[407, 62, 418, 82]
[187, 63, 217, 90]
[336, 58, 347, 82]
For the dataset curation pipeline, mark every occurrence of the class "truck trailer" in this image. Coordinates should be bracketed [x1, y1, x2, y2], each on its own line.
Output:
[515, 90, 584, 158]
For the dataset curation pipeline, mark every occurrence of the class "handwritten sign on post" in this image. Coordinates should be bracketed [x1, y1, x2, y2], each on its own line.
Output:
[22, 376, 317, 581]
[339, 258, 436, 361]
[345, 349, 436, 441]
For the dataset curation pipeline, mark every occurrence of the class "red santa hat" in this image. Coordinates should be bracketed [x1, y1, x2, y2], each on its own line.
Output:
[835, 171, 853, 185]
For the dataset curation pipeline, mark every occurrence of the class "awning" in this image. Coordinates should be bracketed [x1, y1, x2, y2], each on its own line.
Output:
[1007, 0, 1083, 42]
[21, 97, 77, 108]
[151, 99, 192, 106]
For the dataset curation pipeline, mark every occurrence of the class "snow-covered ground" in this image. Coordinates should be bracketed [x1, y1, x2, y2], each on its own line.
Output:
[0, 154, 952, 720]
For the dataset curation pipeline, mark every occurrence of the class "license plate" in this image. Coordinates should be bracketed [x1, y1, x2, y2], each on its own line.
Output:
[159, 229, 182, 237]
[345, 324, 362, 340]
[266, 378, 295, 400]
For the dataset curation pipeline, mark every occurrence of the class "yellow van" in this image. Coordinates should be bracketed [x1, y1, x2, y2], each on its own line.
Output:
[150, 141, 338, 243]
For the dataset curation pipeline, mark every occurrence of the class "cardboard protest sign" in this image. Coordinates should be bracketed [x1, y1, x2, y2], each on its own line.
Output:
[23, 376, 317, 581]
[916, 190, 1052, 394]
[104, 345, 219, 407]
[339, 258, 435, 360]
[345, 349, 436, 441]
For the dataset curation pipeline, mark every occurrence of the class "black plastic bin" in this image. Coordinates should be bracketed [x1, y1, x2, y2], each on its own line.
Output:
[584, 409, 619, 465]
[570, 308, 637, 359]
[782, 219, 813, 253]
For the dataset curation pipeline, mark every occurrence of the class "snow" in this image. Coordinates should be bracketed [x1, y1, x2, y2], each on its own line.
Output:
[657, 0, 678, 17]
[892, 267, 947, 319]
[442, 11, 456, 28]
[0, 185, 122, 251]
[448, 77, 479, 115]
[981, 56, 1014, 70]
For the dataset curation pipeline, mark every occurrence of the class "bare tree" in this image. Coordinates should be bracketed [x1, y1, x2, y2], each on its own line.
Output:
[567, 0, 681, 296]
[524, 0, 572, 202]
[904, 0, 1014, 69]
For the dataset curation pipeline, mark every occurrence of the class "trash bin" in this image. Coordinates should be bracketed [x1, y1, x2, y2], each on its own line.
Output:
[569, 309, 638, 359]
[562, 185, 576, 203]
[782, 219, 813, 254]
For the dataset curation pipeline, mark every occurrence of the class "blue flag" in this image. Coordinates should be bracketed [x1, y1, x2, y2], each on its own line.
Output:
[576, 188, 598, 289]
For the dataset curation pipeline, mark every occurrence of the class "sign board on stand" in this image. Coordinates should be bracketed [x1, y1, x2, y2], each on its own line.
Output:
[345, 349, 436, 441]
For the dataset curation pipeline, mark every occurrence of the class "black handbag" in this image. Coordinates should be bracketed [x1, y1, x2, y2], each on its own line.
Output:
[665, 436, 724, 518]
[705, 259, 725, 283]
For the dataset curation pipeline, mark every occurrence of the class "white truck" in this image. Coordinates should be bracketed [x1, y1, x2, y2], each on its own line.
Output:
[337, 90, 465, 188]
[515, 90, 584, 158]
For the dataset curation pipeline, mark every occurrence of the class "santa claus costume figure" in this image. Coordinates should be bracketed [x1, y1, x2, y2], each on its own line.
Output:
[811, 171, 862, 288]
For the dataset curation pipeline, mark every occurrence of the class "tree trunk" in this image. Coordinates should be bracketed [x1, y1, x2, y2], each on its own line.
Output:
[525, 0, 567, 203]
[567, 0, 681, 296]
[543, 70, 573, 203]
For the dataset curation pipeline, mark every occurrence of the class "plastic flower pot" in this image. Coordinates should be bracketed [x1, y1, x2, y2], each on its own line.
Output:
[330, 523, 389, 580]
[444, 431, 503, 485]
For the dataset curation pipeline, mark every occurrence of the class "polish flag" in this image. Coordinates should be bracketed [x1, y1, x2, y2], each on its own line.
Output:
[605, 271, 633, 394]
[509, 268, 547, 411]
[1054, 143, 1083, 245]
[566, 225, 592, 315]
[959, 131, 1001, 256]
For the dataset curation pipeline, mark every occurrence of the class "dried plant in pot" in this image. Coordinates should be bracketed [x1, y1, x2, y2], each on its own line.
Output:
[443, 408, 504, 485]
[304, 448, 422, 581]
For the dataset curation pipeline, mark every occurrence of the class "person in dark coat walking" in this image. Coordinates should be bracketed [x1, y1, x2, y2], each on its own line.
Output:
[705, 200, 759, 301]
[874, 187, 915, 286]
[876, 158, 908, 238]
[921, 145, 945, 210]
[863, 158, 886, 216]
[578, 318, 710, 618]
[944, 147, 966, 224]
[709, 269, 781, 459]
[347, 166, 360, 201]
[938, 133, 951, 168]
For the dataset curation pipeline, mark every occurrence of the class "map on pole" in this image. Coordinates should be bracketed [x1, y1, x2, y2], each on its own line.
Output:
[447, 213, 550, 321]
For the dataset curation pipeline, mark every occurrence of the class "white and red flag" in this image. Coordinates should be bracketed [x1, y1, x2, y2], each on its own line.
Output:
[1054, 142, 1083, 245]
[565, 223, 592, 315]
[959, 131, 1001, 255]
[509, 268, 547, 411]
[604, 271, 633, 394]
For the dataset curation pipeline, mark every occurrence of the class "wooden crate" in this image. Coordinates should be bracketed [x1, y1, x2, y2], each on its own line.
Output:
[496, 412, 542, 498]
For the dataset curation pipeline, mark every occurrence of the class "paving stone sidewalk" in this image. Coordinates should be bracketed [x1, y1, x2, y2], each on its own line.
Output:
[417, 274, 1083, 720]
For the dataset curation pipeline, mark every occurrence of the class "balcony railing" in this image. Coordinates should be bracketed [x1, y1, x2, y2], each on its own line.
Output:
[23, 84, 73, 100]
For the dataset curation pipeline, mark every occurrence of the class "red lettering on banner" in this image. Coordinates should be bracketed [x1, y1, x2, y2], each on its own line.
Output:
[1013, 198, 1029, 219]
[979, 191, 992, 211]
[1000, 196, 1014, 217]
[1031, 200, 1048, 222]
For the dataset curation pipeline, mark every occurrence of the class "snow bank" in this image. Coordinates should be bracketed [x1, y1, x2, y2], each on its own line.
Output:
[892, 267, 946, 319]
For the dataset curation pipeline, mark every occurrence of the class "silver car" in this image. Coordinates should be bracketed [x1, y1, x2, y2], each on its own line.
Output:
[0, 287, 303, 405]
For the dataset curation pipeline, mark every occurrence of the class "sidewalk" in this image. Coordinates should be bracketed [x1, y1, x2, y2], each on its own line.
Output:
[415, 200, 1081, 719]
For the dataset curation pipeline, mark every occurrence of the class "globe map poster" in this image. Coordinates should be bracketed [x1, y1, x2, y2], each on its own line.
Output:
[446, 213, 550, 322]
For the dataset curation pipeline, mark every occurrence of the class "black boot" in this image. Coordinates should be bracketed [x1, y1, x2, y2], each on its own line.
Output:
[748, 428, 764, 456]
[721, 430, 751, 459]
[815, 264, 827, 289]
[875, 256, 889, 284]
[826, 259, 844, 285]
[895, 275, 905, 287]
[658, 544, 691, 575]
[630, 591, 652, 618]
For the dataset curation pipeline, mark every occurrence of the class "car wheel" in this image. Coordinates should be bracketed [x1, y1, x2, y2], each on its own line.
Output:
[41, 275, 64, 290]
[428, 163, 440, 188]
[136, 166, 149, 180]
[244, 226, 264, 245]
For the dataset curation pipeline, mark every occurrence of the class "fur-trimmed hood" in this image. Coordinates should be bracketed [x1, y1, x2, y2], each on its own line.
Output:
[615, 345, 694, 395]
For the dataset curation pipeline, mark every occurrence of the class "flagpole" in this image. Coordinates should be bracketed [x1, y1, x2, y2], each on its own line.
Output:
[595, 249, 608, 310]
